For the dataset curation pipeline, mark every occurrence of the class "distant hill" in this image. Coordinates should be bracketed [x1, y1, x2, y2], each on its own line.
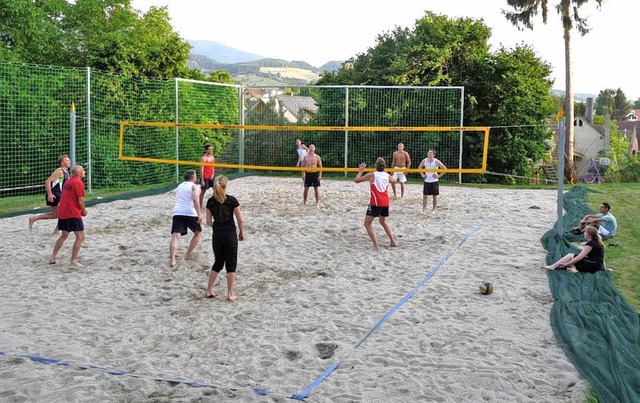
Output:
[188, 40, 265, 64]
[187, 40, 343, 85]
[551, 89, 597, 102]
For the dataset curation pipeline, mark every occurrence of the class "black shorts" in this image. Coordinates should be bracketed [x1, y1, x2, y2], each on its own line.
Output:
[58, 218, 84, 232]
[201, 178, 214, 191]
[304, 172, 321, 187]
[366, 205, 389, 217]
[423, 182, 440, 196]
[46, 192, 62, 207]
[171, 215, 202, 235]
[575, 260, 603, 274]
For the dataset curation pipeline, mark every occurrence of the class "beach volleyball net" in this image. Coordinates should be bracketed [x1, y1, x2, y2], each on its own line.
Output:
[119, 122, 490, 174]
[1, 59, 479, 199]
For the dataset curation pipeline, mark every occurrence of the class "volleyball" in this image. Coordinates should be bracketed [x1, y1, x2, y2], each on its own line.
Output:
[479, 281, 493, 295]
[345, 62, 354, 71]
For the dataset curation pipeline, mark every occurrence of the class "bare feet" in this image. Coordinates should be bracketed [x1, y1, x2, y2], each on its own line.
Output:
[390, 239, 398, 247]
[71, 260, 85, 269]
[227, 294, 236, 302]
[373, 244, 380, 251]
[170, 259, 177, 267]
[28, 216, 35, 230]
[204, 292, 217, 298]
[184, 253, 194, 261]
[543, 265, 555, 270]
[567, 267, 578, 273]
[49, 259, 56, 265]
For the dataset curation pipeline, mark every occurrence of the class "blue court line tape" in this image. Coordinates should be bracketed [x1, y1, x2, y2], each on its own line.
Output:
[0, 350, 277, 397]
[291, 216, 491, 400]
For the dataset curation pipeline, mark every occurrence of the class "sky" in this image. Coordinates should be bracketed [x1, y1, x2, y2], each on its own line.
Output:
[130, 0, 640, 100]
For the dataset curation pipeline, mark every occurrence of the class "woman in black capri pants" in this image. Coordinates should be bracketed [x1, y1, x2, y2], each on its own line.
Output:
[205, 175, 245, 301]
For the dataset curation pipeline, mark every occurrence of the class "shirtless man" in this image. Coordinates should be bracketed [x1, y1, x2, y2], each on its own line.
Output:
[390, 142, 411, 198]
[303, 144, 322, 207]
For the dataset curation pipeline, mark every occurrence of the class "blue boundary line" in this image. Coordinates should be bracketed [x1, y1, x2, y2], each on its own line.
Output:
[2, 216, 492, 401]
[291, 216, 490, 400]
[0, 351, 274, 397]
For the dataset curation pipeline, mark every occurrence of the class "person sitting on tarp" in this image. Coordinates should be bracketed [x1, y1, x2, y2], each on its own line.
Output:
[569, 202, 617, 238]
[545, 226, 605, 273]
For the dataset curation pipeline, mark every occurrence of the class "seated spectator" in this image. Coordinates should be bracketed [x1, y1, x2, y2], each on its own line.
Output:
[569, 202, 617, 237]
[545, 226, 605, 273]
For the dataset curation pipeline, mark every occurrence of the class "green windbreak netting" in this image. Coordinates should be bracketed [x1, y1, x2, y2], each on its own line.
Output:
[542, 186, 640, 403]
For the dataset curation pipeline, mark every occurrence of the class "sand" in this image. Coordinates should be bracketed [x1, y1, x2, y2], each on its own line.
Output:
[0, 177, 588, 402]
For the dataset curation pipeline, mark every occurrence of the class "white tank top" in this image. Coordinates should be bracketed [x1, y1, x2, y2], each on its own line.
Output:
[422, 158, 439, 183]
[173, 181, 197, 216]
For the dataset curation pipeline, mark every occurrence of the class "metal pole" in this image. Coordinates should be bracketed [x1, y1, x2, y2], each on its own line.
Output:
[86, 67, 92, 193]
[458, 87, 464, 184]
[70, 102, 76, 168]
[239, 86, 245, 172]
[556, 117, 565, 235]
[344, 86, 349, 177]
[175, 78, 179, 183]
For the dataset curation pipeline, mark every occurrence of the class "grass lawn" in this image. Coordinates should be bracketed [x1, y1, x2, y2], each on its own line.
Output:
[582, 183, 640, 310]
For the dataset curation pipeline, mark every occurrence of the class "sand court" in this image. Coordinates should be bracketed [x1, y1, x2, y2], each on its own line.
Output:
[0, 177, 588, 401]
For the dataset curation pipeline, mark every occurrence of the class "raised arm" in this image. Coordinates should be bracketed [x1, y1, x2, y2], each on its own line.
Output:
[354, 162, 373, 183]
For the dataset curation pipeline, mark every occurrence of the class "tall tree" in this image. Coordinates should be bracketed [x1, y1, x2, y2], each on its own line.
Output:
[504, 0, 605, 183]
[596, 88, 632, 121]
[318, 13, 554, 182]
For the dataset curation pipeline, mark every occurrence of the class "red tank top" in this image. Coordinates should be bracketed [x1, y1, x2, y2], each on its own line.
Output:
[369, 171, 390, 207]
[202, 155, 215, 179]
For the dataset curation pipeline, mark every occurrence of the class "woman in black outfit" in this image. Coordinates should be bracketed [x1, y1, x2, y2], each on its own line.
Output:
[544, 225, 605, 273]
[205, 175, 245, 301]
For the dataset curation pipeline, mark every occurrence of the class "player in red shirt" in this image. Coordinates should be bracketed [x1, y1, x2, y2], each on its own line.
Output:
[49, 165, 88, 268]
[199, 144, 215, 211]
[355, 158, 398, 250]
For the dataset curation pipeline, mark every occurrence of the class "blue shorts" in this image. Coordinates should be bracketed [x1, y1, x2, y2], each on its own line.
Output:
[58, 218, 84, 232]
[171, 215, 202, 235]
[366, 205, 389, 217]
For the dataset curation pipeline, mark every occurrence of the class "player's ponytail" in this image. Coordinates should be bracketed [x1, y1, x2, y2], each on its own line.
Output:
[213, 175, 228, 203]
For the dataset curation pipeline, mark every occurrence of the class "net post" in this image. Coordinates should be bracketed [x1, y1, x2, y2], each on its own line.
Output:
[458, 88, 465, 184]
[239, 85, 245, 172]
[86, 67, 92, 193]
[344, 86, 349, 178]
[174, 78, 179, 183]
[556, 117, 565, 236]
[70, 102, 76, 168]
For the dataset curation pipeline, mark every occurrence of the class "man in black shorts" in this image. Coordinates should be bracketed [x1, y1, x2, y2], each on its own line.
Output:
[302, 144, 322, 207]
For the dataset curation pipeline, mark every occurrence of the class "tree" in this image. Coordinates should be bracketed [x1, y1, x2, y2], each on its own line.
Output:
[504, 0, 605, 183]
[317, 13, 555, 182]
[1, 0, 196, 79]
[596, 88, 632, 121]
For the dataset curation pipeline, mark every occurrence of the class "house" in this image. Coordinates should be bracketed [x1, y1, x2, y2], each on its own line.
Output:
[573, 116, 608, 178]
[246, 89, 318, 124]
[624, 109, 640, 121]
[616, 120, 640, 156]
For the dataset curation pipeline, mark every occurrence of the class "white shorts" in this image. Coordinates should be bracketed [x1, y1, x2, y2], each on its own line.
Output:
[393, 167, 407, 183]
[597, 226, 610, 236]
